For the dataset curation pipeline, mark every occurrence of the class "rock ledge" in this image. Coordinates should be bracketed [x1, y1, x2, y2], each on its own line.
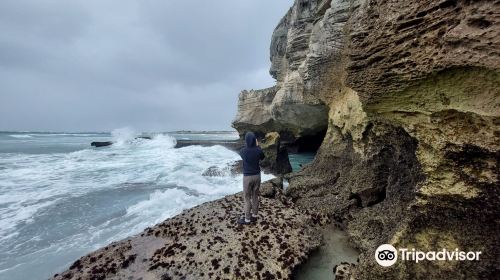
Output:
[52, 193, 321, 280]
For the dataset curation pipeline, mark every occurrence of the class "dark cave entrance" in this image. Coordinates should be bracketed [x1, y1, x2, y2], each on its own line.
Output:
[284, 130, 327, 153]
[283, 129, 327, 171]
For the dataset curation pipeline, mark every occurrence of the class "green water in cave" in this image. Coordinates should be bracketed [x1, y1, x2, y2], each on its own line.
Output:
[294, 224, 359, 280]
[288, 152, 316, 171]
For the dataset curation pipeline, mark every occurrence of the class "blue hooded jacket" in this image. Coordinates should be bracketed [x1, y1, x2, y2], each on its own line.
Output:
[239, 132, 265, 176]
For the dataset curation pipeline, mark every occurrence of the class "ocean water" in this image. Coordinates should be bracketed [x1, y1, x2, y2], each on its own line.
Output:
[288, 152, 316, 171]
[294, 224, 359, 280]
[0, 130, 273, 280]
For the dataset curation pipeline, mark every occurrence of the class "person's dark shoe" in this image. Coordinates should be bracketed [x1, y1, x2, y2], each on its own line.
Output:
[237, 217, 252, 225]
[250, 216, 258, 223]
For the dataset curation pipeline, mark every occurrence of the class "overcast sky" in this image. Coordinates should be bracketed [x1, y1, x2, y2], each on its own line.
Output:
[0, 0, 291, 132]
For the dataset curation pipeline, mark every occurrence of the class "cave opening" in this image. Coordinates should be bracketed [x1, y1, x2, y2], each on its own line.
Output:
[285, 129, 327, 153]
[284, 129, 327, 171]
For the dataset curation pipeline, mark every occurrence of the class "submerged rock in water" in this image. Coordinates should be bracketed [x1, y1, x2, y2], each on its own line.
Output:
[201, 165, 229, 177]
[91, 141, 113, 147]
[201, 160, 243, 177]
[229, 160, 243, 175]
[334, 262, 356, 280]
[51, 193, 321, 280]
[90, 137, 150, 148]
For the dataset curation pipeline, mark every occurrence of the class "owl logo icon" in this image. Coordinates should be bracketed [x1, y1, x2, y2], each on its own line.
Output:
[375, 244, 398, 267]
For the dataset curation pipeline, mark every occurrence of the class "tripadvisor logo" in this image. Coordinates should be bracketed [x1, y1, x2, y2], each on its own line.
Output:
[375, 244, 482, 267]
[375, 244, 398, 267]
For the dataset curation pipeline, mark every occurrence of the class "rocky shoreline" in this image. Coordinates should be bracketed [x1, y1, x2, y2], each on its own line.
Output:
[55, 0, 498, 279]
[52, 189, 329, 280]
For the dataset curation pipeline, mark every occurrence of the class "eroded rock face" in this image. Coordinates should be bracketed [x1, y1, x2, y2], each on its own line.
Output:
[232, 87, 279, 137]
[260, 132, 293, 175]
[238, 0, 499, 279]
[52, 193, 321, 280]
[232, 0, 339, 138]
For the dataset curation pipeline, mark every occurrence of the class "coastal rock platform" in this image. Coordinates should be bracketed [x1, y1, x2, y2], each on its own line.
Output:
[52, 193, 321, 280]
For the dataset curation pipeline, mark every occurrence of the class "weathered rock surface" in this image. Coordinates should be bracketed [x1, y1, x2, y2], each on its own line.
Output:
[232, 1, 332, 139]
[52, 193, 321, 280]
[333, 262, 356, 280]
[231, 84, 328, 139]
[260, 177, 284, 199]
[232, 87, 279, 137]
[236, 0, 499, 279]
[260, 132, 292, 175]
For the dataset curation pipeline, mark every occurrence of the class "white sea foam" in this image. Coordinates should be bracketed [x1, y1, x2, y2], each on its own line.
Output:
[8, 134, 32, 138]
[0, 132, 272, 280]
[34, 133, 103, 137]
[111, 127, 138, 145]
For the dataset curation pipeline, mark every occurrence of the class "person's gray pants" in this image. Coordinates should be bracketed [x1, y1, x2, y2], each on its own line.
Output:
[243, 174, 261, 220]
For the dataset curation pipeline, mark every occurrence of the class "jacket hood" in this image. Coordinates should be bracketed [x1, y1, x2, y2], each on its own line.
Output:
[244, 132, 257, 148]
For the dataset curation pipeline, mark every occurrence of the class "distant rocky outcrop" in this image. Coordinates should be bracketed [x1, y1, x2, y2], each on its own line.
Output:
[202, 165, 230, 177]
[234, 0, 499, 279]
[90, 137, 153, 148]
[91, 141, 113, 147]
[175, 139, 242, 151]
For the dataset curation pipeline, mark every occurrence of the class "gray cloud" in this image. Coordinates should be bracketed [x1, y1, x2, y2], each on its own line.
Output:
[0, 0, 291, 132]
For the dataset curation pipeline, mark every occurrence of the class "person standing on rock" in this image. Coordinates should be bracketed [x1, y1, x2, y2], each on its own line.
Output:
[238, 131, 265, 225]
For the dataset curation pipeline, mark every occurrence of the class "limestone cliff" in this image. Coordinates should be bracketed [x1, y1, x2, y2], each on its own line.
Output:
[234, 0, 499, 279]
[232, 1, 336, 139]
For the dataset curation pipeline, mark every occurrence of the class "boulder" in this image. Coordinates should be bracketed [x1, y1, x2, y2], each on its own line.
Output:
[231, 87, 278, 137]
[260, 132, 292, 175]
[259, 177, 283, 198]
[201, 161, 243, 177]
[229, 160, 243, 175]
